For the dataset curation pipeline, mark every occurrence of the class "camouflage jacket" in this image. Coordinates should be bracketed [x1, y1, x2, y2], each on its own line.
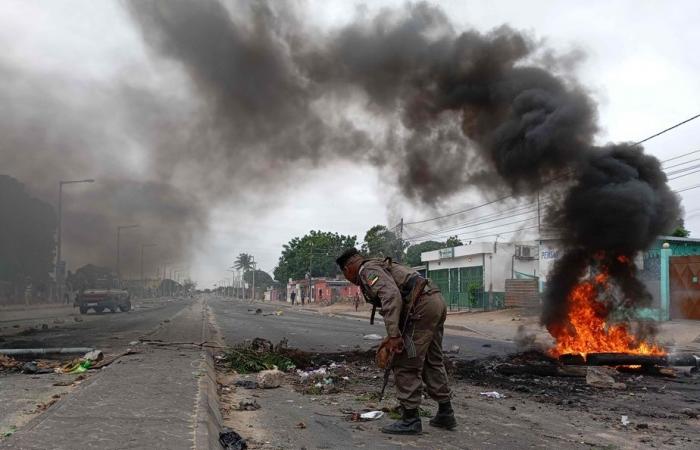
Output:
[358, 258, 433, 338]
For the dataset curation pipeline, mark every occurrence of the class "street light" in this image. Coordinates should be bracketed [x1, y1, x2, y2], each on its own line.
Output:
[140, 243, 157, 297]
[116, 224, 139, 282]
[56, 178, 94, 302]
[227, 268, 236, 298]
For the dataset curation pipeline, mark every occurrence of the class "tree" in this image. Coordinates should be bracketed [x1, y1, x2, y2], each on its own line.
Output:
[182, 278, 197, 292]
[244, 269, 274, 291]
[405, 241, 444, 267]
[445, 236, 463, 247]
[274, 230, 357, 283]
[0, 175, 56, 285]
[404, 236, 464, 267]
[234, 253, 254, 272]
[671, 219, 691, 238]
[361, 225, 406, 261]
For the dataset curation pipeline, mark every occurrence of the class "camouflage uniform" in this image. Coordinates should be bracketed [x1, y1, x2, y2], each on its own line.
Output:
[358, 258, 451, 410]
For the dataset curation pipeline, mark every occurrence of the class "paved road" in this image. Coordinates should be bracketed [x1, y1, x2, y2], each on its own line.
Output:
[0, 297, 190, 351]
[1, 297, 219, 450]
[209, 296, 515, 358]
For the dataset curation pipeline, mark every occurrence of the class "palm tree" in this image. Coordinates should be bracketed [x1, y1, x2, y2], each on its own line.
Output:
[234, 253, 254, 272]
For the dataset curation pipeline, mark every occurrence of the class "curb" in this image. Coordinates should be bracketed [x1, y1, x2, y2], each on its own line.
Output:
[194, 301, 224, 450]
[194, 349, 223, 450]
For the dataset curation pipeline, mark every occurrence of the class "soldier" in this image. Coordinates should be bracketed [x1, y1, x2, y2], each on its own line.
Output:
[336, 248, 456, 435]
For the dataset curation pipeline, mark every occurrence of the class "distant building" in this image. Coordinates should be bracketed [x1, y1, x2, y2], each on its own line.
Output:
[421, 242, 538, 311]
[420, 235, 700, 320]
[286, 277, 360, 304]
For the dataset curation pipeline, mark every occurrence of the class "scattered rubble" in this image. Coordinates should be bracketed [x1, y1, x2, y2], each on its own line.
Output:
[586, 367, 626, 389]
[256, 369, 284, 389]
[480, 391, 506, 399]
[238, 399, 260, 411]
[359, 410, 383, 420]
[234, 380, 258, 389]
[219, 428, 247, 450]
[363, 334, 382, 340]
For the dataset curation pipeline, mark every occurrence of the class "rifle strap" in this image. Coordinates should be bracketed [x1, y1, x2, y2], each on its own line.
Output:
[370, 304, 376, 325]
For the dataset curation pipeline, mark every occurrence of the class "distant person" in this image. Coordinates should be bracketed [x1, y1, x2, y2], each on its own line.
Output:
[301, 292, 305, 306]
[354, 292, 360, 311]
[290, 291, 296, 305]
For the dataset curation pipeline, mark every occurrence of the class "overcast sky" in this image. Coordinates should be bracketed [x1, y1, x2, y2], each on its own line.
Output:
[1, 0, 699, 287]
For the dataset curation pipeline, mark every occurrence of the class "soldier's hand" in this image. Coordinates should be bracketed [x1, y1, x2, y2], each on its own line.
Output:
[385, 336, 404, 354]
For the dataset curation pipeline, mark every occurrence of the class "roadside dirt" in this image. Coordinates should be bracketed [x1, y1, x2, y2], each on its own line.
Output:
[215, 346, 700, 449]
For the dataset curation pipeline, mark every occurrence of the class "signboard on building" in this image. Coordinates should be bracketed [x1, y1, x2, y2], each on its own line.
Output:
[439, 248, 454, 259]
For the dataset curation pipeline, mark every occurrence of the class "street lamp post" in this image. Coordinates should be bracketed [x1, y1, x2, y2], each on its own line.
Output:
[251, 258, 257, 301]
[56, 178, 94, 302]
[140, 243, 157, 297]
[116, 224, 139, 283]
[228, 267, 237, 298]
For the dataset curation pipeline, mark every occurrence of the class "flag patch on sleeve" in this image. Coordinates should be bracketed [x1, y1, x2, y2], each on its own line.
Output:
[367, 273, 379, 286]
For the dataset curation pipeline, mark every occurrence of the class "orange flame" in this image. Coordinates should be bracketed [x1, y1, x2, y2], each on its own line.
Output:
[548, 270, 665, 358]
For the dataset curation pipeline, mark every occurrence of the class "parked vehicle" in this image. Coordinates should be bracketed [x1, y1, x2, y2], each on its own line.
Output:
[75, 278, 131, 314]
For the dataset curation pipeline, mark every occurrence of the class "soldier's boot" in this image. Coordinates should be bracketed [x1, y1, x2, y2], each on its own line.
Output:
[381, 408, 422, 435]
[429, 400, 457, 430]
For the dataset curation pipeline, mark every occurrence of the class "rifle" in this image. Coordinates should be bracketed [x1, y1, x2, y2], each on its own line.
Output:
[378, 276, 428, 401]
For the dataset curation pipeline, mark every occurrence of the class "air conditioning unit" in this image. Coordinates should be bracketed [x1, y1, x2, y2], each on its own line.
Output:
[515, 245, 536, 259]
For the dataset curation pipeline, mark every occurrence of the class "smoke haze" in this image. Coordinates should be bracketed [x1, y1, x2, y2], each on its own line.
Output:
[0, 0, 681, 302]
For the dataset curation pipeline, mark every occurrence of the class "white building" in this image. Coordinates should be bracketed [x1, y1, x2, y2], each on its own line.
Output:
[420, 241, 543, 309]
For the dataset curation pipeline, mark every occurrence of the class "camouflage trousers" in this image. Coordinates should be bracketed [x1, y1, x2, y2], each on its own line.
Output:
[392, 291, 451, 409]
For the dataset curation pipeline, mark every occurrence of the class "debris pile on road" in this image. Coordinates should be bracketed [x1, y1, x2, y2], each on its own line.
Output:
[256, 368, 284, 388]
[219, 428, 247, 450]
[454, 350, 699, 406]
[296, 362, 352, 395]
[0, 354, 21, 372]
[219, 339, 296, 374]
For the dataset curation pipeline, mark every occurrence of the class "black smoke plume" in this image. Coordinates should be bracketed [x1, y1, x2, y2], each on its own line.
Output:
[2, 0, 680, 307]
[125, 1, 680, 328]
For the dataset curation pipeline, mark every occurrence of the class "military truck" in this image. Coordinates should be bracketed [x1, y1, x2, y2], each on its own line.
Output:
[75, 278, 131, 314]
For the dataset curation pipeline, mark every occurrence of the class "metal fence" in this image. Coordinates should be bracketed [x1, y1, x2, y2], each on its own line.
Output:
[428, 266, 501, 311]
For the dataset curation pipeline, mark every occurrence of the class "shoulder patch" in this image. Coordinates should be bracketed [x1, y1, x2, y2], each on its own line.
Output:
[367, 273, 379, 286]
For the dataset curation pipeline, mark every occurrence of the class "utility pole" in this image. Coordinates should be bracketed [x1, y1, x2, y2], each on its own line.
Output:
[55, 178, 94, 302]
[251, 257, 256, 301]
[116, 224, 139, 283]
[536, 190, 541, 237]
[398, 217, 404, 263]
[228, 268, 235, 298]
[140, 243, 157, 298]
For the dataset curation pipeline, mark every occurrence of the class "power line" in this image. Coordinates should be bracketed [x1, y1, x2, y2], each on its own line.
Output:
[674, 183, 700, 193]
[406, 150, 698, 245]
[668, 168, 700, 181]
[415, 224, 542, 244]
[661, 149, 700, 166]
[404, 123, 700, 229]
[404, 216, 538, 242]
[634, 113, 700, 146]
[406, 203, 545, 241]
[665, 162, 700, 177]
[403, 113, 700, 227]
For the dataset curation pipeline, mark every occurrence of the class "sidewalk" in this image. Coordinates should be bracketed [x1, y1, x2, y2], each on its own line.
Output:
[1, 298, 221, 450]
